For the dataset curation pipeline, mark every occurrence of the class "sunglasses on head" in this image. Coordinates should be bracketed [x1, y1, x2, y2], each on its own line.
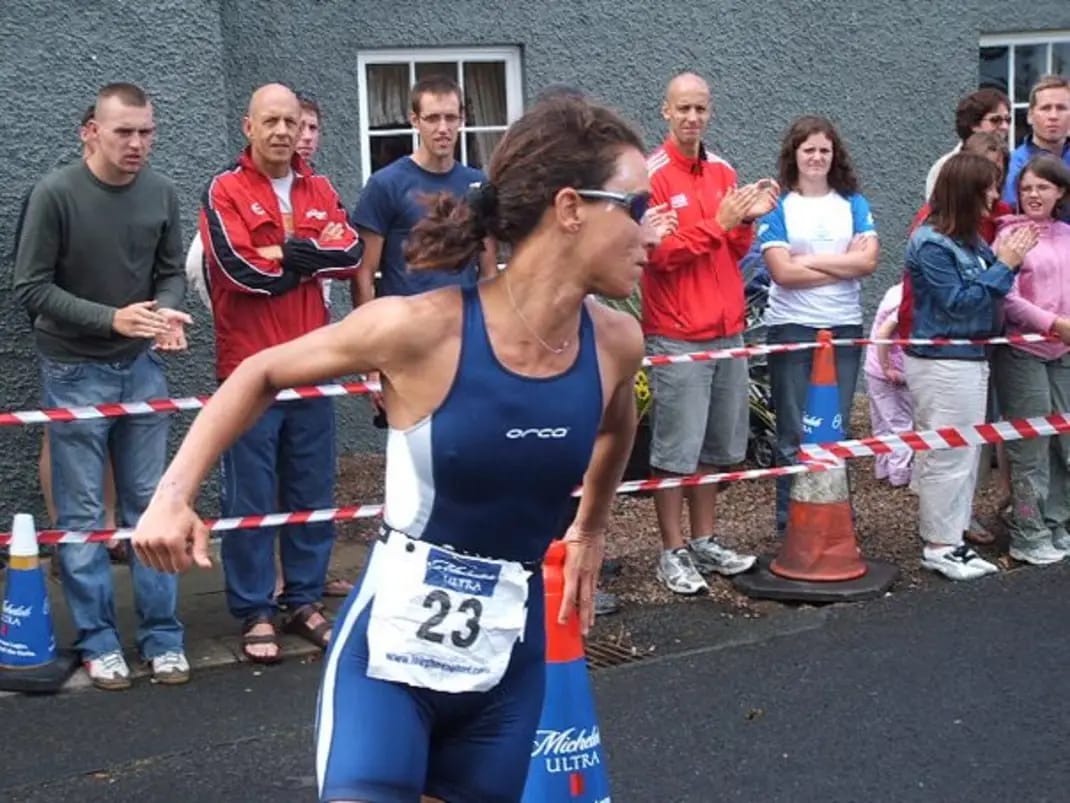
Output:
[575, 189, 651, 223]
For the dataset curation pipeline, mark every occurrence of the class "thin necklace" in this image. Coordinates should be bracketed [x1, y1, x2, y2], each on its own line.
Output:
[503, 271, 571, 355]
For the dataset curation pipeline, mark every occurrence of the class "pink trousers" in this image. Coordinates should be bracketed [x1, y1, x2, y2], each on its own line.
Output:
[867, 373, 914, 486]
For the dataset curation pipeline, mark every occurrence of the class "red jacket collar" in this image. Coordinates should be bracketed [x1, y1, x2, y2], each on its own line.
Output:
[662, 137, 708, 175]
[237, 146, 311, 179]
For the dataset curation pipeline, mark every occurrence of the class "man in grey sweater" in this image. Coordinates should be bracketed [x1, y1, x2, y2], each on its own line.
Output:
[14, 82, 192, 690]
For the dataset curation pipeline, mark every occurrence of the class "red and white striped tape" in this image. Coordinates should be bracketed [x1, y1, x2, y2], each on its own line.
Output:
[0, 334, 1058, 426]
[0, 380, 381, 427]
[0, 461, 842, 546]
[11, 406, 1070, 546]
[0, 504, 385, 547]
[799, 411, 1070, 462]
[642, 332, 1058, 367]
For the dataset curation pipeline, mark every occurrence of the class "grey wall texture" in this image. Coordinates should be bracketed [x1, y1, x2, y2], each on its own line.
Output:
[1, 0, 1069, 522]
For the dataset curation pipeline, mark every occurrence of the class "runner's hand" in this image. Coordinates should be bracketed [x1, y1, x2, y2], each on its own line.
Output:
[132, 495, 212, 574]
[559, 524, 606, 635]
[112, 301, 171, 339]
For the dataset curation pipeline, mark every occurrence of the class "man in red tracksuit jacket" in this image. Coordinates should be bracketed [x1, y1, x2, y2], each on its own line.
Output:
[643, 72, 778, 595]
[199, 83, 362, 662]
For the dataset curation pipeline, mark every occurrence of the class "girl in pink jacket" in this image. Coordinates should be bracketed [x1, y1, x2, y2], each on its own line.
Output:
[864, 282, 913, 486]
[992, 155, 1070, 565]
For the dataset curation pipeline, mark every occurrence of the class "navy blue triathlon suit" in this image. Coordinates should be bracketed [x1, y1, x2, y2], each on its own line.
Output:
[316, 284, 604, 802]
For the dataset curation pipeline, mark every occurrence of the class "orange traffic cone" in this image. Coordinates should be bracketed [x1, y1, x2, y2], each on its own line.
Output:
[0, 514, 78, 693]
[521, 540, 610, 802]
[771, 330, 865, 581]
[735, 331, 898, 602]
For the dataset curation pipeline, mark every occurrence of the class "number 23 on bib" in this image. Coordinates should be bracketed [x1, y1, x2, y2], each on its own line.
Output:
[365, 533, 532, 693]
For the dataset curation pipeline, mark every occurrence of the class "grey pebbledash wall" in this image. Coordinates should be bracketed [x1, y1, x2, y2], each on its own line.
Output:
[1, 0, 1069, 520]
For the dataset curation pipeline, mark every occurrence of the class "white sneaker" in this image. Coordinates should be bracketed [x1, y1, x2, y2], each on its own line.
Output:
[1009, 542, 1066, 566]
[921, 544, 999, 581]
[657, 548, 708, 595]
[687, 536, 757, 576]
[84, 650, 132, 691]
[150, 651, 191, 685]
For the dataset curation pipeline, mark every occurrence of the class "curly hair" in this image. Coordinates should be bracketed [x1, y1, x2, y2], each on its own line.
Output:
[776, 115, 860, 198]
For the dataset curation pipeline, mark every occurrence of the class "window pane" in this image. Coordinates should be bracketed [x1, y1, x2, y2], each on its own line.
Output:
[366, 63, 411, 130]
[415, 61, 458, 82]
[979, 46, 1008, 93]
[464, 62, 508, 126]
[1054, 42, 1070, 77]
[369, 133, 413, 173]
[1015, 44, 1044, 99]
[1013, 106, 1031, 149]
[466, 130, 504, 170]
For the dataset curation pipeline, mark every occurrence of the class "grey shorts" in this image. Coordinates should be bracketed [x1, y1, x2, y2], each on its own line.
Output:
[647, 334, 749, 474]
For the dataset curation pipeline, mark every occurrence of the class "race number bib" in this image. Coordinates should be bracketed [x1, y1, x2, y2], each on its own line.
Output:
[365, 532, 532, 693]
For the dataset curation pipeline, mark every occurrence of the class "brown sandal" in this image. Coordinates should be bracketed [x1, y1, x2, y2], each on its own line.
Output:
[241, 616, 283, 665]
[283, 603, 332, 650]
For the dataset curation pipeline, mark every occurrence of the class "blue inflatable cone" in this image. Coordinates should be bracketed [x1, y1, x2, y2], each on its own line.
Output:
[799, 330, 845, 444]
[0, 514, 77, 693]
[521, 540, 611, 802]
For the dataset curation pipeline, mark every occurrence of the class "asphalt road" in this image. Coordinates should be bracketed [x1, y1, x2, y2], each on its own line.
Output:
[4, 562, 1070, 803]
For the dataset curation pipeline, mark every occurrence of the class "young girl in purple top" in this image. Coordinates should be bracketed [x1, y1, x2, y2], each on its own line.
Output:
[864, 282, 913, 486]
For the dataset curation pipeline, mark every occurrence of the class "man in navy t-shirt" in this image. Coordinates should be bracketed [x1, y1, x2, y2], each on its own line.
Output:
[350, 75, 498, 304]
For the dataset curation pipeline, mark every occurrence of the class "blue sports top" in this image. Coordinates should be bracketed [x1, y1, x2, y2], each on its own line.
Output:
[383, 284, 604, 565]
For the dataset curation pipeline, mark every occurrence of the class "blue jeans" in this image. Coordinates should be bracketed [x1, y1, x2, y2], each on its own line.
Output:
[220, 397, 336, 621]
[42, 350, 183, 661]
[767, 323, 863, 533]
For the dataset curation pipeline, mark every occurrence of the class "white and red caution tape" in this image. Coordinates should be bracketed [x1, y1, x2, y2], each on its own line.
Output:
[0, 503, 385, 547]
[0, 462, 843, 547]
[0, 380, 381, 427]
[611, 461, 835, 494]
[641, 332, 1058, 367]
[9, 407, 1070, 546]
[799, 411, 1070, 463]
[0, 334, 1058, 426]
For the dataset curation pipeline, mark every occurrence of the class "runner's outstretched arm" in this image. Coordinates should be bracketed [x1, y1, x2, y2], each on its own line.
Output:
[131, 296, 421, 574]
[560, 304, 644, 634]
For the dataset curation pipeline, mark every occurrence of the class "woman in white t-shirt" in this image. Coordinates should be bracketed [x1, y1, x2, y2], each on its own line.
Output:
[756, 115, 880, 534]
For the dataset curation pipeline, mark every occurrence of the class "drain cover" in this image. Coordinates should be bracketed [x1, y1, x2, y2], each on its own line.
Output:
[585, 639, 647, 671]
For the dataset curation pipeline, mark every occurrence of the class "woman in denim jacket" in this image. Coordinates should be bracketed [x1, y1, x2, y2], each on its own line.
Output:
[905, 152, 1038, 581]
[993, 155, 1070, 565]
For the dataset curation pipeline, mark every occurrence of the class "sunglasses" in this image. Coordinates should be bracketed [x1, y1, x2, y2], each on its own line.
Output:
[575, 189, 651, 223]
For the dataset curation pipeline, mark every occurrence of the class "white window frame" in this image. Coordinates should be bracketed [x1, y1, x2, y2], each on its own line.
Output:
[979, 30, 1070, 147]
[356, 46, 524, 182]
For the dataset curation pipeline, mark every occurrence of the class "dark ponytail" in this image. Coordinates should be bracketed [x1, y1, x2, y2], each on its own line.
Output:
[404, 95, 644, 271]
[404, 183, 496, 271]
